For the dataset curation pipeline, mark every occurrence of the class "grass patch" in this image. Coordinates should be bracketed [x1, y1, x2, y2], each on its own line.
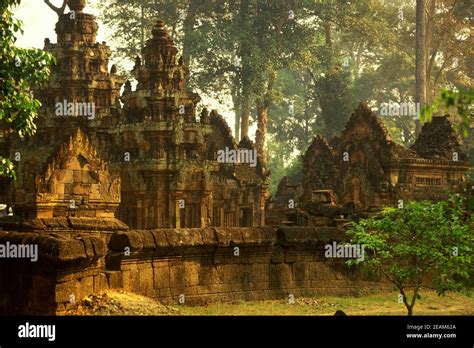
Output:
[178, 289, 474, 316]
[70, 289, 474, 316]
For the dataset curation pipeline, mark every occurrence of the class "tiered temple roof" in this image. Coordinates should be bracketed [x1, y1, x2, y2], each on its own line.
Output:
[269, 102, 470, 225]
[0, 0, 268, 229]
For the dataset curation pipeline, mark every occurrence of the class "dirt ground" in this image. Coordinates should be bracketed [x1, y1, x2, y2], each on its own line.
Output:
[66, 289, 474, 316]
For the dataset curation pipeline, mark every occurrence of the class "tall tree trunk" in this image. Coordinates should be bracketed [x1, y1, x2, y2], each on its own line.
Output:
[354, 45, 363, 80]
[240, 92, 250, 140]
[255, 103, 267, 162]
[140, 4, 145, 59]
[238, 0, 251, 140]
[231, 70, 242, 140]
[324, 22, 332, 47]
[255, 77, 274, 165]
[232, 92, 241, 141]
[182, 0, 198, 68]
[425, 0, 436, 104]
[415, 0, 427, 133]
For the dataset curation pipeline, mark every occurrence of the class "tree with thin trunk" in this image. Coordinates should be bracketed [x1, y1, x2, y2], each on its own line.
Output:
[44, 0, 69, 17]
[415, 0, 427, 134]
[425, 0, 435, 104]
[347, 196, 473, 316]
[255, 75, 274, 164]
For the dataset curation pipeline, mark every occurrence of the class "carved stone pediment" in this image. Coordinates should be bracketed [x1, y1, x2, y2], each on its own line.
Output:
[35, 128, 120, 218]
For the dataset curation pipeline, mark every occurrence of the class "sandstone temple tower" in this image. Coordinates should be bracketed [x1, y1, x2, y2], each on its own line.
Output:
[0, 0, 269, 229]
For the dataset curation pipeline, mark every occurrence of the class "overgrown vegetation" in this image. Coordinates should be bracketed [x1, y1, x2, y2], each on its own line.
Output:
[346, 196, 474, 315]
[0, 0, 54, 179]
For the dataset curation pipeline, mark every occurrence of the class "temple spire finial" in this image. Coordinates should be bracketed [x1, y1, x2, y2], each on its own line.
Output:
[67, 0, 87, 12]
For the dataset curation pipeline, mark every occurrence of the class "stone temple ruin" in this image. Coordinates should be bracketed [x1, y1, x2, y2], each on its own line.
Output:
[0, 0, 470, 314]
[267, 103, 470, 226]
[1, 2, 268, 229]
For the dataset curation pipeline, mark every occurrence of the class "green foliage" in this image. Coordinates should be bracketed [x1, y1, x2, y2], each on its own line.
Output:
[421, 88, 474, 136]
[95, 0, 188, 77]
[267, 137, 302, 195]
[0, 0, 54, 179]
[314, 52, 355, 138]
[268, 68, 320, 154]
[0, 157, 15, 179]
[347, 196, 474, 315]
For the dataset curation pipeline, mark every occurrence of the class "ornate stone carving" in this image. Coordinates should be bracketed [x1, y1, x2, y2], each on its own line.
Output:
[35, 128, 120, 218]
[271, 102, 470, 225]
[4, 12, 268, 229]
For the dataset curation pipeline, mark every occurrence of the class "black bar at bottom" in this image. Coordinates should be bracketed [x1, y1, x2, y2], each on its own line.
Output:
[0, 316, 472, 347]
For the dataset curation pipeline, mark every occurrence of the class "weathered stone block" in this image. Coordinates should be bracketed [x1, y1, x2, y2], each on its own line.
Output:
[55, 280, 79, 303]
[153, 266, 170, 289]
[139, 230, 157, 251]
[137, 260, 151, 270]
[103, 218, 129, 231]
[269, 264, 292, 285]
[122, 269, 140, 292]
[94, 273, 108, 291]
[198, 265, 221, 285]
[271, 245, 284, 263]
[214, 227, 232, 246]
[293, 262, 311, 281]
[176, 228, 204, 247]
[164, 229, 182, 248]
[213, 247, 241, 264]
[138, 266, 154, 292]
[159, 287, 172, 298]
[108, 231, 143, 252]
[284, 248, 315, 263]
[229, 228, 244, 244]
[169, 264, 186, 290]
[152, 259, 169, 269]
[149, 229, 169, 248]
[121, 261, 138, 272]
[310, 262, 333, 281]
[240, 228, 267, 245]
[184, 261, 200, 286]
[277, 227, 319, 246]
[314, 227, 347, 244]
[201, 228, 218, 245]
[79, 276, 94, 297]
[249, 263, 270, 283]
[262, 227, 277, 244]
[42, 218, 69, 229]
[238, 264, 255, 284]
[216, 264, 240, 284]
[105, 271, 123, 289]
